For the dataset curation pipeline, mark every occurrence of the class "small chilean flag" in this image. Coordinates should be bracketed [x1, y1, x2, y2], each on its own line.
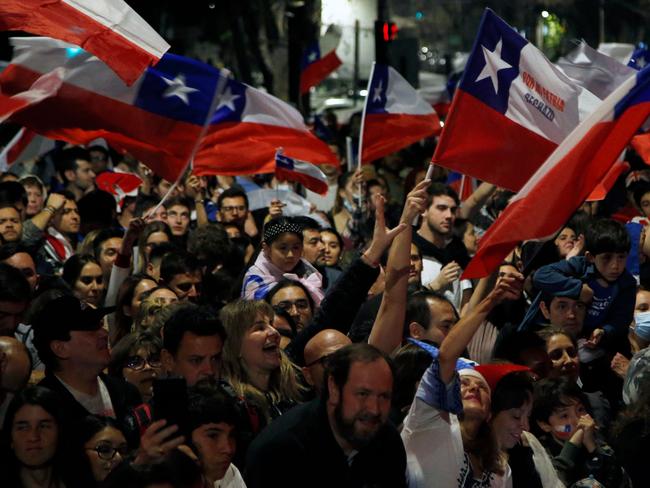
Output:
[359, 63, 441, 164]
[0, 0, 170, 86]
[463, 60, 650, 279]
[433, 9, 598, 192]
[0, 127, 56, 171]
[300, 26, 343, 95]
[275, 150, 328, 195]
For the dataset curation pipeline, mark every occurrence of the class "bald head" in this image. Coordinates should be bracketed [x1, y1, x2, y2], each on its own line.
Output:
[0, 336, 31, 398]
[303, 329, 351, 392]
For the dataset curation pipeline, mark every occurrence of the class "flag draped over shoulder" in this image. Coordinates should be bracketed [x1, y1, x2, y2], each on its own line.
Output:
[193, 78, 338, 177]
[463, 64, 650, 279]
[0, 37, 224, 182]
[359, 63, 440, 164]
[0, 0, 170, 85]
[433, 9, 598, 192]
[300, 26, 343, 94]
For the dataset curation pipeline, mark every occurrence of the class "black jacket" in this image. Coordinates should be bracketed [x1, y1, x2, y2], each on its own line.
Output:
[245, 398, 407, 488]
[38, 372, 141, 424]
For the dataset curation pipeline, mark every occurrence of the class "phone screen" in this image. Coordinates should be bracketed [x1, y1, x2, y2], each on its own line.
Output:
[153, 378, 189, 434]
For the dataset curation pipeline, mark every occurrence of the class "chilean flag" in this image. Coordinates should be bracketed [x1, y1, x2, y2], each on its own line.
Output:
[300, 26, 343, 95]
[628, 44, 650, 70]
[0, 0, 170, 86]
[463, 63, 650, 279]
[193, 78, 338, 176]
[433, 9, 597, 192]
[446, 171, 477, 202]
[0, 37, 223, 182]
[0, 127, 56, 171]
[359, 63, 441, 164]
[275, 150, 328, 195]
[0, 67, 64, 124]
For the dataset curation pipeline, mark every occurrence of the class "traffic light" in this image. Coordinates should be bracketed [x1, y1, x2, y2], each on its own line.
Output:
[382, 22, 398, 42]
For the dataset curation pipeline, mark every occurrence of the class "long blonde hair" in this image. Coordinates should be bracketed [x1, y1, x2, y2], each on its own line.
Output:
[220, 300, 305, 419]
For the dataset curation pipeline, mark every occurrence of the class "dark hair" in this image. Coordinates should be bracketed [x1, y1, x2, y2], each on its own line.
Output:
[293, 216, 321, 233]
[62, 254, 101, 288]
[323, 343, 393, 400]
[55, 146, 91, 182]
[0, 242, 36, 262]
[109, 331, 162, 378]
[265, 278, 315, 313]
[70, 415, 125, 485]
[138, 221, 173, 258]
[532, 376, 590, 425]
[0, 262, 31, 303]
[186, 381, 242, 435]
[163, 195, 193, 212]
[187, 223, 233, 272]
[113, 273, 156, 344]
[148, 241, 176, 266]
[426, 182, 460, 207]
[217, 187, 248, 210]
[490, 370, 534, 416]
[92, 228, 124, 261]
[1, 386, 67, 485]
[453, 218, 470, 241]
[392, 343, 433, 416]
[262, 216, 304, 245]
[585, 218, 630, 256]
[30, 289, 71, 371]
[404, 290, 458, 338]
[0, 180, 28, 208]
[160, 252, 201, 284]
[77, 190, 116, 231]
[162, 303, 226, 356]
[632, 181, 650, 209]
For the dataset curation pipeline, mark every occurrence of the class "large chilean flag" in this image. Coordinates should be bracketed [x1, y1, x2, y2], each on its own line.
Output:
[463, 63, 650, 279]
[359, 63, 441, 164]
[0, 37, 223, 182]
[193, 77, 339, 176]
[433, 9, 596, 192]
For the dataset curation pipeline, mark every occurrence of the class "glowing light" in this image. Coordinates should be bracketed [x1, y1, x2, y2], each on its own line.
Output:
[359, 89, 368, 97]
[415, 11, 423, 20]
[65, 47, 83, 58]
[541, 10, 549, 18]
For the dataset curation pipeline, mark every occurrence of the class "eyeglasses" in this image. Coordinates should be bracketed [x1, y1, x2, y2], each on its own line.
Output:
[221, 205, 246, 213]
[79, 276, 103, 285]
[174, 281, 201, 293]
[274, 299, 310, 313]
[125, 353, 162, 370]
[86, 442, 129, 460]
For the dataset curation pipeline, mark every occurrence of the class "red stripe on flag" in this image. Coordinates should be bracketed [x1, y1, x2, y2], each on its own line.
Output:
[300, 50, 343, 94]
[361, 112, 440, 164]
[194, 122, 338, 176]
[2, 64, 198, 181]
[463, 101, 650, 279]
[631, 133, 650, 165]
[0, 1, 164, 85]
[276, 166, 329, 195]
[7, 129, 37, 165]
[586, 160, 630, 201]
[432, 89, 558, 192]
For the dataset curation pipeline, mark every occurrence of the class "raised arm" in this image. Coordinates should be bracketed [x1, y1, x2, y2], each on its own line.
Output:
[438, 271, 523, 384]
[369, 179, 429, 354]
[459, 182, 496, 220]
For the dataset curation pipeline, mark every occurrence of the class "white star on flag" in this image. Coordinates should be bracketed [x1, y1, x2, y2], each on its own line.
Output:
[372, 80, 384, 102]
[637, 56, 647, 68]
[216, 86, 240, 112]
[475, 38, 512, 94]
[161, 74, 199, 104]
[308, 50, 318, 62]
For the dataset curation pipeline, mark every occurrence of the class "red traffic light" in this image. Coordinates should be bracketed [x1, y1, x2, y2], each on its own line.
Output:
[382, 22, 398, 42]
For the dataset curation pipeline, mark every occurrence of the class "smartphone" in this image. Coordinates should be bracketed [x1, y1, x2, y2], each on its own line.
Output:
[153, 378, 188, 434]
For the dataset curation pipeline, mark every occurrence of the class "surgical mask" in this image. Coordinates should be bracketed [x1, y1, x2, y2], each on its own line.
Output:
[634, 311, 650, 342]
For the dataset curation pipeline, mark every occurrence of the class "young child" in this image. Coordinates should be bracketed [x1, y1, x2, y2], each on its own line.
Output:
[532, 377, 628, 487]
[533, 218, 636, 356]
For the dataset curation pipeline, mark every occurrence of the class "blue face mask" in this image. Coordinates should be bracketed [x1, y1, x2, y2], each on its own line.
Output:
[634, 311, 650, 342]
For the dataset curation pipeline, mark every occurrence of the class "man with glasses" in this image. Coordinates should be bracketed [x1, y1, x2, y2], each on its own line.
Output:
[216, 188, 258, 240]
[266, 280, 314, 332]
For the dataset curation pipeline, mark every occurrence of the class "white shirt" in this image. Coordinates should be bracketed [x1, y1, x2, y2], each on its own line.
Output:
[57, 375, 116, 418]
[214, 464, 247, 488]
[421, 257, 473, 312]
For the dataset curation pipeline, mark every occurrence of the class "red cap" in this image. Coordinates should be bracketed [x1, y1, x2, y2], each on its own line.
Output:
[474, 364, 531, 392]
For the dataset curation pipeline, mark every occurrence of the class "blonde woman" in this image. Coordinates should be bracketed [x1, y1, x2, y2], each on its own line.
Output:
[220, 299, 306, 425]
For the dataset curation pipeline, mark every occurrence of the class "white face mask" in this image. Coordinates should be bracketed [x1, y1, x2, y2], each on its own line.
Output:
[634, 311, 650, 341]
[276, 182, 293, 191]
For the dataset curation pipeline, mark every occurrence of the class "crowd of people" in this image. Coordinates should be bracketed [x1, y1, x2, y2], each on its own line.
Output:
[0, 116, 649, 488]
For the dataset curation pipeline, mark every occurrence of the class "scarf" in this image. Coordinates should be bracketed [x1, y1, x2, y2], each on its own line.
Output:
[44, 227, 75, 264]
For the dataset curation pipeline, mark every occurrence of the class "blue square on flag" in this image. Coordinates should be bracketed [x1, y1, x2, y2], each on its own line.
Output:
[134, 54, 221, 125]
[210, 78, 247, 124]
[460, 9, 526, 115]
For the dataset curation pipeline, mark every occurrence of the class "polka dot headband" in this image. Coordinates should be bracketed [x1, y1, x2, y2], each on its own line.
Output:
[263, 219, 303, 244]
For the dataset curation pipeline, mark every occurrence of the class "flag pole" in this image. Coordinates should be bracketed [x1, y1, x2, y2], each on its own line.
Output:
[356, 61, 376, 208]
[148, 68, 231, 216]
